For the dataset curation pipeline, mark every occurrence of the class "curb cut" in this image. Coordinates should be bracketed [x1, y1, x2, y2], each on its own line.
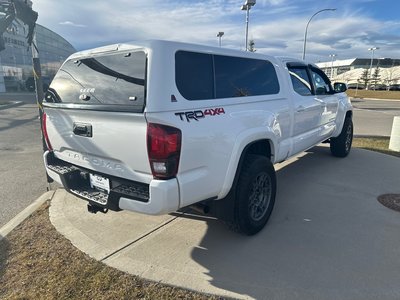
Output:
[0, 190, 55, 240]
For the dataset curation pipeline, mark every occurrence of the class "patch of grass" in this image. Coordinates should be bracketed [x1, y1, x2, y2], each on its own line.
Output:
[0, 203, 219, 300]
[346, 89, 400, 100]
[353, 137, 400, 158]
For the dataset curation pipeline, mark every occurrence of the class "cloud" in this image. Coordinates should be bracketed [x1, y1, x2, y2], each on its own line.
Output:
[260, 0, 287, 5]
[59, 21, 86, 28]
[32, 0, 400, 62]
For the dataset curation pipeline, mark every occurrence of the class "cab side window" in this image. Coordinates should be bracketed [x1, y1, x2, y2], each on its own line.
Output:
[310, 68, 332, 95]
[288, 67, 312, 96]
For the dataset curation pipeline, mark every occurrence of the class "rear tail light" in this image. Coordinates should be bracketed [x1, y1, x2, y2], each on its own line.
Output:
[42, 112, 53, 151]
[147, 123, 181, 179]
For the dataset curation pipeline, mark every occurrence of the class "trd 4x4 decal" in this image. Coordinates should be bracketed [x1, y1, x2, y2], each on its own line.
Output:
[175, 108, 225, 122]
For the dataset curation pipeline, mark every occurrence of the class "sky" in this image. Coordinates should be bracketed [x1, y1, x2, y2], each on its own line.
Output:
[33, 0, 400, 63]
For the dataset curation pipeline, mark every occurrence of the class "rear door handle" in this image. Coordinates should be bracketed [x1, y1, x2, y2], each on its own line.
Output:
[73, 123, 92, 137]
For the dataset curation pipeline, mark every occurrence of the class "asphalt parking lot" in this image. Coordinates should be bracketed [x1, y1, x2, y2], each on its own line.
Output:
[50, 146, 400, 300]
[351, 98, 400, 136]
[0, 93, 47, 228]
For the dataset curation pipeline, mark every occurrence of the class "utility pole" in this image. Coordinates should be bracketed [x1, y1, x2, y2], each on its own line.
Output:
[241, 0, 256, 51]
[367, 47, 379, 90]
[31, 33, 45, 147]
[302, 8, 336, 60]
[329, 54, 336, 79]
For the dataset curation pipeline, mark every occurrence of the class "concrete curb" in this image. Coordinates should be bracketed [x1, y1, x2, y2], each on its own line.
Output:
[354, 134, 389, 138]
[0, 190, 55, 241]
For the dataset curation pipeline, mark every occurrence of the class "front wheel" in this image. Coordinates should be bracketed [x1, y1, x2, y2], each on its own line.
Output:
[232, 155, 276, 235]
[330, 117, 353, 157]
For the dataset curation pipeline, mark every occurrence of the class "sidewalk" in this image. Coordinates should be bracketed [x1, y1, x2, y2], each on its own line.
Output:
[48, 146, 400, 300]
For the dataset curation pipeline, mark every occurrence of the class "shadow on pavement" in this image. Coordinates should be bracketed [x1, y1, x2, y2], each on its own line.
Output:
[0, 93, 36, 104]
[190, 146, 400, 299]
[0, 101, 25, 111]
[0, 115, 39, 133]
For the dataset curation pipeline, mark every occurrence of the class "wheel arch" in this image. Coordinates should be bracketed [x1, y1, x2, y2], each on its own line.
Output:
[232, 139, 273, 188]
[333, 109, 353, 138]
[219, 137, 276, 199]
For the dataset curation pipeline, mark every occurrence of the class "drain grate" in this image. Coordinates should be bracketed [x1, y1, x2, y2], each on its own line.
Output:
[377, 194, 400, 212]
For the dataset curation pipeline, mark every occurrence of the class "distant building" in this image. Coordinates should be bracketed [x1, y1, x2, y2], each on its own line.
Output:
[0, 21, 76, 92]
[317, 58, 400, 89]
[317, 58, 400, 78]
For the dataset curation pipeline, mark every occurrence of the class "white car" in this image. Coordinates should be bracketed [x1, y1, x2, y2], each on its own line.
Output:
[42, 40, 353, 235]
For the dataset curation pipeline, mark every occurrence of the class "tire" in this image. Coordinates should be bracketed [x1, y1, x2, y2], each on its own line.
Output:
[231, 154, 276, 235]
[330, 117, 353, 157]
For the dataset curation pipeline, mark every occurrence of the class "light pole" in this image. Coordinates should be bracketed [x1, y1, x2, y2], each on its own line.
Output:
[302, 8, 336, 60]
[217, 31, 224, 47]
[368, 47, 379, 90]
[241, 0, 256, 51]
[329, 54, 336, 79]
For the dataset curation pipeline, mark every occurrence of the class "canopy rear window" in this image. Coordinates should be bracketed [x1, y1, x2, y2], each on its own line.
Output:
[175, 51, 280, 101]
[44, 51, 146, 112]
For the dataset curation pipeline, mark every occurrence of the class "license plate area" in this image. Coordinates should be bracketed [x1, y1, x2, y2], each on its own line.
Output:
[89, 173, 110, 194]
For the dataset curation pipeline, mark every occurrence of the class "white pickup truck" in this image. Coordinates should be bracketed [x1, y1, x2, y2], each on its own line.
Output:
[42, 40, 353, 235]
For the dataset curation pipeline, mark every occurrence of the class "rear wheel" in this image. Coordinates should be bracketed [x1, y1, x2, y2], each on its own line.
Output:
[231, 155, 276, 235]
[330, 117, 353, 157]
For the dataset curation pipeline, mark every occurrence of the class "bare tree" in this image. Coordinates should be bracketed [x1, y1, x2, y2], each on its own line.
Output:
[248, 39, 256, 52]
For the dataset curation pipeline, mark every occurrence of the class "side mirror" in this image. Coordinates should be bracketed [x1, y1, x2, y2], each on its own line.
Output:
[334, 82, 347, 93]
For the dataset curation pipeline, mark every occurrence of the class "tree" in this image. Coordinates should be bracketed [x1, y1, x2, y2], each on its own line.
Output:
[385, 65, 396, 90]
[359, 69, 369, 89]
[370, 66, 381, 90]
[248, 39, 256, 52]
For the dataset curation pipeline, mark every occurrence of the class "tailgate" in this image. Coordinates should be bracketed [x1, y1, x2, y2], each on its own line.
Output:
[45, 108, 151, 183]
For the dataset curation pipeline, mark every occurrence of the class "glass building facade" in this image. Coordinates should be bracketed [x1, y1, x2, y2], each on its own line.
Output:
[0, 22, 76, 92]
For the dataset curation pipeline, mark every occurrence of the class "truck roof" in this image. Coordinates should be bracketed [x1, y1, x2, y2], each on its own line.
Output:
[68, 39, 281, 62]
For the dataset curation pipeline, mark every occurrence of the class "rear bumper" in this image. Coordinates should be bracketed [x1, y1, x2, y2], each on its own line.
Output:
[43, 151, 180, 215]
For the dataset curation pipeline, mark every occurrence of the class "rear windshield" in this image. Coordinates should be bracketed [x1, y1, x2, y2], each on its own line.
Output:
[44, 51, 146, 112]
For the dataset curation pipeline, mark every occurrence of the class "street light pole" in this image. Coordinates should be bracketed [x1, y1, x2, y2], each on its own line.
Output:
[217, 31, 224, 47]
[241, 0, 256, 51]
[329, 54, 336, 79]
[368, 47, 379, 90]
[245, 5, 249, 50]
[302, 8, 336, 60]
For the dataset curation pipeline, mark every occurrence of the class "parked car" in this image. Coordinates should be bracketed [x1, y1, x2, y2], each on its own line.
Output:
[389, 84, 400, 91]
[347, 83, 365, 90]
[369, 84, 387, 91]
[41, 40, 353, 235]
